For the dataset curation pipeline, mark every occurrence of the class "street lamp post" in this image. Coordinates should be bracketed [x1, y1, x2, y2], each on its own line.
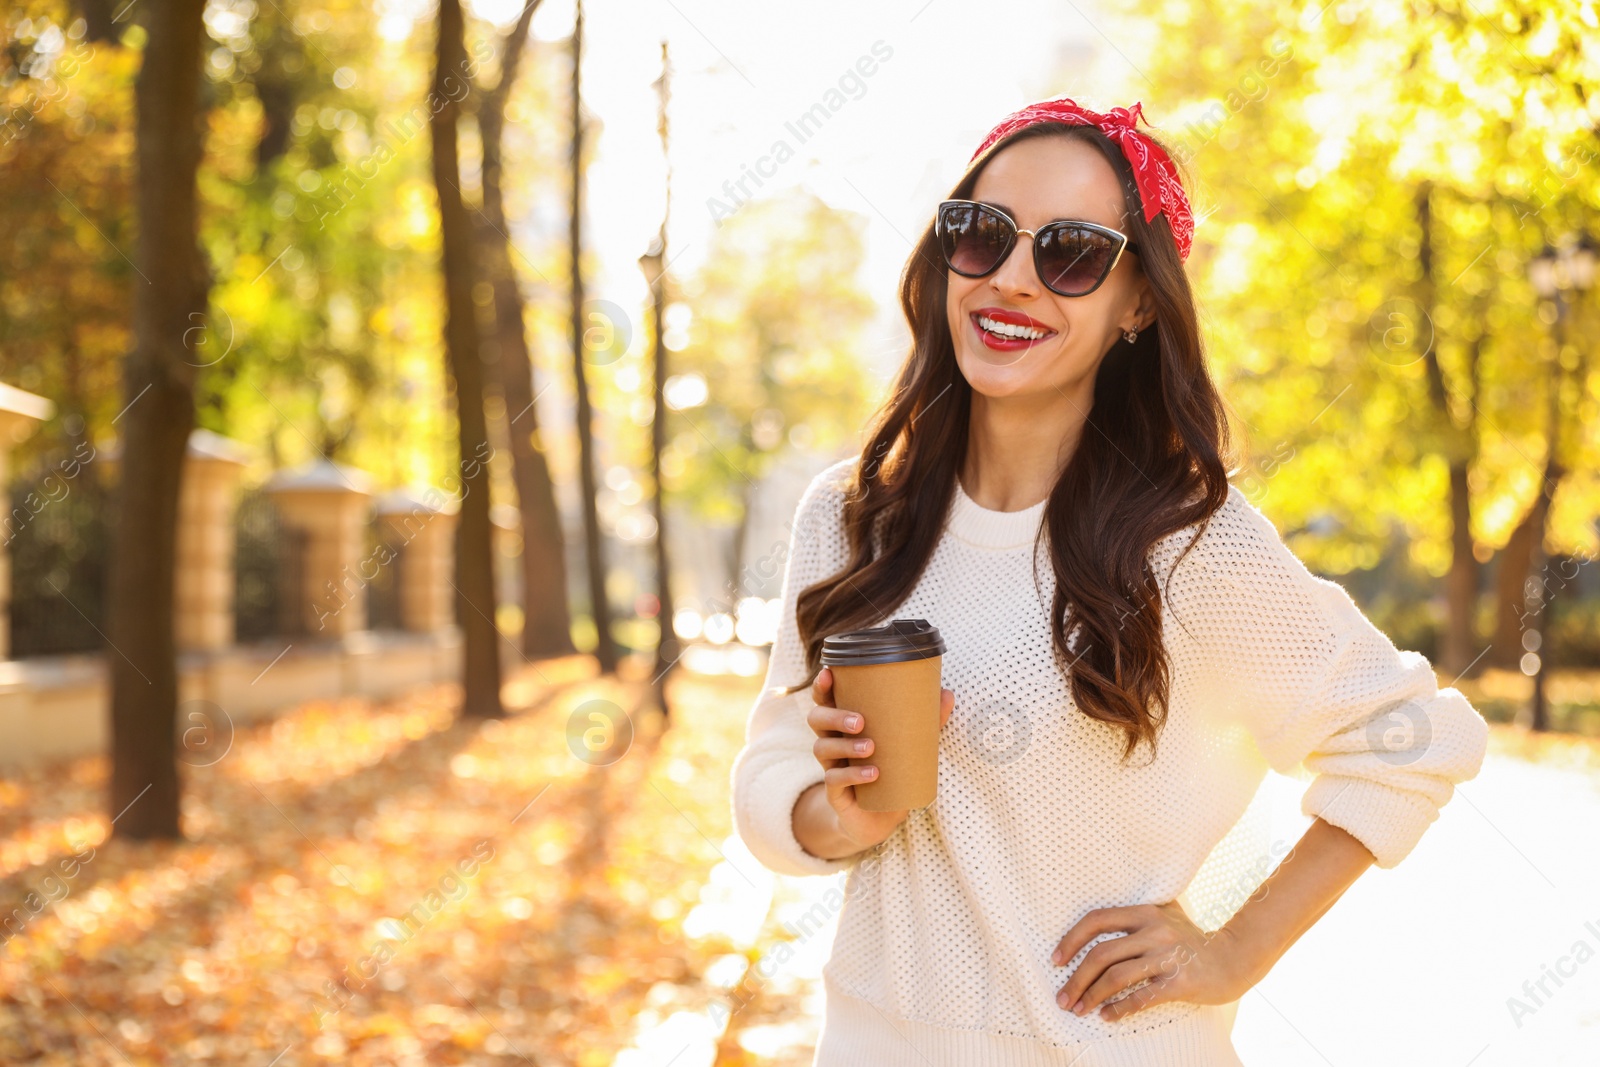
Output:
[1524, 233, 1596, 731]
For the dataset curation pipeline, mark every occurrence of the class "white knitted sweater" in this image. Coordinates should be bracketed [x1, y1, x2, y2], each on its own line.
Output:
[730, 456, 1489, 1065]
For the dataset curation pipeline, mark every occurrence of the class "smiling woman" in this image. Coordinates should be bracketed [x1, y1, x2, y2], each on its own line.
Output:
[729, 95, 1489, 1066]
[808, 107, 1215, 766]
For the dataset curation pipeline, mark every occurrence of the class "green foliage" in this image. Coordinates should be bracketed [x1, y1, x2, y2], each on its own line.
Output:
[193, 0, 453, 482]
[1122, 0, 1600, 572]
[663, 189, 877, 522]
[0, 11, 137, 442]
[1, 1, 568, 493]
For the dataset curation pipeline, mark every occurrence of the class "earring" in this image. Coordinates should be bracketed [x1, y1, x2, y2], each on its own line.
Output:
[1124, 327, 1139, 344]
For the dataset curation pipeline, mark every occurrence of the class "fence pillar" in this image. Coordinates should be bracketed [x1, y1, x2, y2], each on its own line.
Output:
[264, 460, 374, 638]
[0, 384, 55, 660]
[374, 487, 458, 633]
[175, 430, 250, 652]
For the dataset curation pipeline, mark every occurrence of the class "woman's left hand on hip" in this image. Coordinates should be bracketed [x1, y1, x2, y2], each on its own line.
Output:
[1050, 900, 1251, 1021]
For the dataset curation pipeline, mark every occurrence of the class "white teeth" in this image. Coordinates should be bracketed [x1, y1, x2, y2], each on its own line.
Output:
[976, 314, 1049, 340]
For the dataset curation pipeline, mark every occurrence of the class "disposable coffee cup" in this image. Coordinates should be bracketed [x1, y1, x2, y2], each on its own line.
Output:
[821, 618, 946, 812]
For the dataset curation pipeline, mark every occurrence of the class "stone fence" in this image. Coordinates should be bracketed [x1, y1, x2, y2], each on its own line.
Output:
[0, 383, 466, 768]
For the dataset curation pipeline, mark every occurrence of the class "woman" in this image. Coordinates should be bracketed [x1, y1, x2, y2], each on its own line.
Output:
[729, 96, 1489, 1065]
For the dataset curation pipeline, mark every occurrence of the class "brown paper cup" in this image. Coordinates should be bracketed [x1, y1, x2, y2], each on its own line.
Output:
[831, 655, 942, 811]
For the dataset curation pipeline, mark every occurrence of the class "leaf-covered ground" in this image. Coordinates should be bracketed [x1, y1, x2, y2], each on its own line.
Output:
[5, 657, 1598, 1066]
[0, 654, 816, 1066]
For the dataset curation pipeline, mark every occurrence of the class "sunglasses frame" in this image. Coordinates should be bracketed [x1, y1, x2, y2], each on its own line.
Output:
[934, 198, 1141, 298]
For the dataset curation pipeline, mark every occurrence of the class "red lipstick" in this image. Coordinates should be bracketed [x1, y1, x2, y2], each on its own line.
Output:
[970, 307, 1057, 352]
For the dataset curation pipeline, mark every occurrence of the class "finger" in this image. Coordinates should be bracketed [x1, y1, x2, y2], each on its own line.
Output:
[811, 667, 836, 708]
[1056, 932, 1149, 1010]
[1052, 906, 1154, 969]
[823, 763, 878, 795]
[813, 734, 873, 766]
[806, 701, 863, 739]
[1099, 975, 1177, 1021]
[938, 687, 955, 728]
[1077, 958, 1160, 1016]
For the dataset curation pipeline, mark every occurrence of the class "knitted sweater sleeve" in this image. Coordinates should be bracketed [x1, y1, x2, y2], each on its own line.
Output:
[729, 461, 860, 878]
[1164, 485, 1490, 869]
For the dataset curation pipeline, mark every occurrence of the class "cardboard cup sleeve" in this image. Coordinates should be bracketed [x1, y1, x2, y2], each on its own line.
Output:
[831, 655, 943, 811]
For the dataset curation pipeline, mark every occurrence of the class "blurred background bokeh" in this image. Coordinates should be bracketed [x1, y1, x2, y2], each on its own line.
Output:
[1, 0, 1597, 1063]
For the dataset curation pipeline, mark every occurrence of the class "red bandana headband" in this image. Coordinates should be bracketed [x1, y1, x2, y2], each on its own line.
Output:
[968, 97, 1195, 262]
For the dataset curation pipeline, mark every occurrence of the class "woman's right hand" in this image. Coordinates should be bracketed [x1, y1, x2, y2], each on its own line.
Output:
[804, 666, 956, 854]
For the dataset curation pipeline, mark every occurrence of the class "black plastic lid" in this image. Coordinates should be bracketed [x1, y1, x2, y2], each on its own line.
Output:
[821, 618, 945, 667]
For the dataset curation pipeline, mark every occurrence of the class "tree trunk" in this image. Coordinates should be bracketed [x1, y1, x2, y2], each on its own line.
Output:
[1492, 488, 1544, 665]
[1493, 313, 1569, 668]
[727, 474, 754, 614]
[646, 41, 676, 715]
[431, 0, 504, 717]
[107, 0, 209, 841]
[648, 260, 676, 708]
[1415, 182, 1480, 675]
[78, 0, 118, 43]
[1444, 457, 1478, 672]
[476, 0, 574, 661]
[568, 0, 618, 672]
[251, 9, 300, 171]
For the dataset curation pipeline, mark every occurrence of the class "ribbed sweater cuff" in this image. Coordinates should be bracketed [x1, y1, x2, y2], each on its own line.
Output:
[1300, 773, 1440, 869]
[735, 751, 858, 878]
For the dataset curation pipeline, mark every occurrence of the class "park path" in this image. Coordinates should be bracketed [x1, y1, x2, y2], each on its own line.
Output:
[1231, 732, 1600, 1066]
[2, 659, 1596, 1065]
[0, 655, 769, 1066]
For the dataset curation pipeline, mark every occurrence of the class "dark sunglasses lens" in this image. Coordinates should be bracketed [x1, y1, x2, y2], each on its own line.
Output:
[939, 203, 1013, 276]
[1035, 225, 1119, 295]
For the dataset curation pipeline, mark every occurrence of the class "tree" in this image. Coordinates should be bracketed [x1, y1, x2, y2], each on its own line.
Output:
[567, 0, 617, 672]
[475, 0, 575, 661]
[1492, 262, 1593, 671]
[1117, 0, 1598, 673]
[671, 190, 876, 604]
[1413, 179, 1480, 674]
[641, 39, 676, 715]
[106, 0, 209, 840]
[194, 0, 459, 485]
[430, 0, 503, 717]
[75, 0, 118, 44]
[0, 15, 134, 444]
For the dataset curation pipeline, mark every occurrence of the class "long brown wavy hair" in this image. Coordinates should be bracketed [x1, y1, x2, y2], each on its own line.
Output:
[783, 120, 1234, 765]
